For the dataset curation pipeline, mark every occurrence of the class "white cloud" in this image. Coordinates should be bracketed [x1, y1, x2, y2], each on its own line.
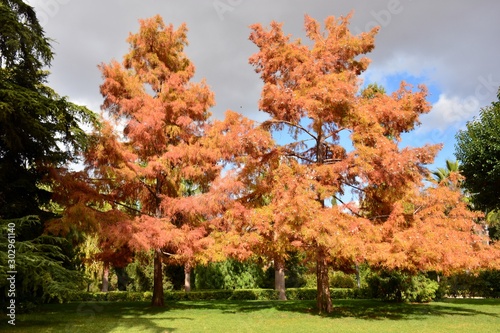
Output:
[23, 0, 500, 136]
[362, 52, 437, 88]
[418, 94, 480, 133]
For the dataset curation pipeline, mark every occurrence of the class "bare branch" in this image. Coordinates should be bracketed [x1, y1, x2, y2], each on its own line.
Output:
[333, 195, 364, 218]
[324, 127, 348, 141]
[111, 200, 144, 215]
[261, 119, 317, 141]
[284, 150, 316, 164]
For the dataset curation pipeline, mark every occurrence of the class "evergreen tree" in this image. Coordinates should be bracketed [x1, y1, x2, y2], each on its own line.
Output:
[0, 0, 96, 306]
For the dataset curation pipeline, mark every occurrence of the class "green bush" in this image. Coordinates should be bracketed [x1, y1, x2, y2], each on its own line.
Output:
[478, 270, 500, 298]
[143, 291, 153, 301]
[285, 288, 317, 300]
[107, 291, 128, 302]
[329, 271, 357, 288]
[69, 287, 370, 303]
[330, 288, 353, 299]
[444, 270, 500, 298]
[164, 290, 234, 301]
[367, 271, 438, 302]
[69, 291, 153, 302]
[70, 292, 108, 302]
[407, 275, 439, 302]
[194, 259, 265, 290]
[302, 273, 317, 288]
[229, 289, 278, 300]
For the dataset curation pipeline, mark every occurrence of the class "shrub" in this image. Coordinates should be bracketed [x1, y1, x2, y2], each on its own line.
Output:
[285, 288, 317, 300]
[68, 287, 369, 303]
[329, 271, 357, 288]
[478, 270, 500, 298]
[107, 291, 128, 302]
[444, 270, 500, 298]
[302, 273, 317, 288]
[164, 290, 233, 301]
[194, 259, 265, 290]
[367, 271, 438, 302]
[229, 289, 278, 300]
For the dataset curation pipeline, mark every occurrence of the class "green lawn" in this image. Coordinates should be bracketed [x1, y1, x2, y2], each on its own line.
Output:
[2, 299, 499, 333]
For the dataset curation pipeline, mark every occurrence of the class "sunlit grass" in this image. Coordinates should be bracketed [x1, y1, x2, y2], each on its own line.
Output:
[2, 298, 499, 333]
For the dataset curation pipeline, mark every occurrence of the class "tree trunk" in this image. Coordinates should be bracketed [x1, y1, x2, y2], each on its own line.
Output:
[184, 264, 192, 292]
[152, 248, 164, 306]
[355, 264, 361, 288]
[275, 255, 287, 300]
[316, 248, 333, 314]
[101, 261, 109, 292]
[115, 266, 128, 291]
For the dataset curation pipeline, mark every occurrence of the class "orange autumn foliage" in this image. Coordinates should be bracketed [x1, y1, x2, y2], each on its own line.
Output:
[248, 12, 499, 313]
[373, 173, 500, 274]
[51, 15, 232, 305]
[48, 12, 500, 313]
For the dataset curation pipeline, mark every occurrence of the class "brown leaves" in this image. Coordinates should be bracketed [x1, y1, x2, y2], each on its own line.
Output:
[370, 175, 500, 274]
[248, 12, 500, 276]
[249, 13, 378, 126]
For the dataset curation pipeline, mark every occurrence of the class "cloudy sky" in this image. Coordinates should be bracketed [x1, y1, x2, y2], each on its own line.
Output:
[27, 0, 500, 170]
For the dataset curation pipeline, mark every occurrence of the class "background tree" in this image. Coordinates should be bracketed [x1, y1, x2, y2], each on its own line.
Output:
[0, 0, 95, 306]
[0, 0, 95, 219]
[485, 211, 500, 242]
[0, 217, 85, 306]
[192, 110, 278, 294]
[456, 89, 500, 213]
[249, 158, 319, 301]
[205, 112, 297, 300]
[432, 160, 460, 184]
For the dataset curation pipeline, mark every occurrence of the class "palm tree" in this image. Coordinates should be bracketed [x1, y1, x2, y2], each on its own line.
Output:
[432, 160, 460, 184]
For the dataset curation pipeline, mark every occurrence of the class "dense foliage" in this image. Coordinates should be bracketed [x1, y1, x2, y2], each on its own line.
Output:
[0, 0, 95, 219]
[456, 90, 500, 212]
[246, 13, 497, 313]
[0, 217, 85, 309]
[366, 271, 439, 302]
[194, 259, 266, 290]
[0, 0, 95, 309]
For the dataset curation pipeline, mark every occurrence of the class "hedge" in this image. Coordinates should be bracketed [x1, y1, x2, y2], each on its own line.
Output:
[68, 288, 370, 303]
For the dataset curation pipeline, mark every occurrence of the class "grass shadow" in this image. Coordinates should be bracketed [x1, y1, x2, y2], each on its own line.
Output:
[4, 298, 499, 332]
[166, 298, 500, 321]
[2, 301, 181, 333]
[319, 299, 500, 320]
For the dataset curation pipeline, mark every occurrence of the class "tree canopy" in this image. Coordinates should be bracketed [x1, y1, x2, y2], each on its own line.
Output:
[455, 89, 500, 212]
[50, 15, 231, 306]
[247, 13, 498, 313]
[0, 0, 96, 219]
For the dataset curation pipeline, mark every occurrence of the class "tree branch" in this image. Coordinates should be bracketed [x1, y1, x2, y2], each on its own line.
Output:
[111, 200, 143, 215]
[283, 149, 316, 164]
[261, 119, 317, 141]
[344, 182, 366, 193]
[333, 195, 364, 218]
[324, 127, 347, 141]
[139, 178, 158, 199]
